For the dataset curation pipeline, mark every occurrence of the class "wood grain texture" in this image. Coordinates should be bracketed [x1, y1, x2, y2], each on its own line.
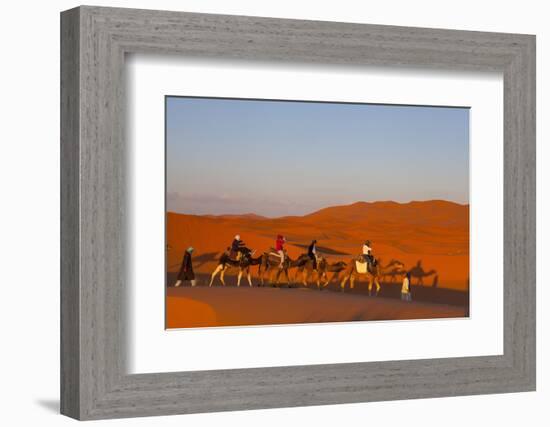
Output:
[60, 7, 80, 419]
[60, 6, 536, 420]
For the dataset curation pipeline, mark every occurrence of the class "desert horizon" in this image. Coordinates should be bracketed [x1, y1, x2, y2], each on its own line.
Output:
[170, 198, 470, 219]
[167, 199, 469, 289]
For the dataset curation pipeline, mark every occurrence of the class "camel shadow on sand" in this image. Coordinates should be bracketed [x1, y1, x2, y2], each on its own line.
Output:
[407, 260, 438, 287]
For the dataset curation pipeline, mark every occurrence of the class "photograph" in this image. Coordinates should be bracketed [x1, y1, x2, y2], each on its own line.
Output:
[165, 96, 470, 329]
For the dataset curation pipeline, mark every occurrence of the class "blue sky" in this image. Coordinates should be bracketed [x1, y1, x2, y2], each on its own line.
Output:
[166, 96, 469, 217]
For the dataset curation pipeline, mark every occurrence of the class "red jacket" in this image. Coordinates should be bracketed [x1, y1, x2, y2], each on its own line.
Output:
[275, 236, 285, 251]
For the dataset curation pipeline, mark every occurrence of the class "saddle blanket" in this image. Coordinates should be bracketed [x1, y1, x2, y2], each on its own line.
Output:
[355, 260, 368, 274]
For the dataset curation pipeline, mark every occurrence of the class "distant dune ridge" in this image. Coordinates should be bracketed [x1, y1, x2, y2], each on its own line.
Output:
[167, 199, 469, 291]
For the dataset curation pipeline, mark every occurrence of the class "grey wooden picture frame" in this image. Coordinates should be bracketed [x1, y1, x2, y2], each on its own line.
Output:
[60, 5, 536, 421]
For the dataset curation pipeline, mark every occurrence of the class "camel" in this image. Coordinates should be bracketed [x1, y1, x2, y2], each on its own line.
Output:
[294, 258, 348, 289]
[320, 260, 349, 287]
[208, 248, 263, 287]
[258, 252, 309, 287]
[340, 258, 404, 295]
[292, 256, 323, 287]
[408, 261, 436, 286]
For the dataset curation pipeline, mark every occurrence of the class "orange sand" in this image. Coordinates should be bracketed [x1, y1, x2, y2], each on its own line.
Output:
[166, 200, 469, 290]
[166, 287, 466, 329]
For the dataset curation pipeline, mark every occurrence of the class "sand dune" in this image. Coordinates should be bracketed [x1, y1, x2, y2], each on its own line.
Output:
[166, 200, 469, 291]
[166, 287, 466, 329]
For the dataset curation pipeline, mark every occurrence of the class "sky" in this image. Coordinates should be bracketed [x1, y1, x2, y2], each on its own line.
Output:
[166, 96, 469, 217]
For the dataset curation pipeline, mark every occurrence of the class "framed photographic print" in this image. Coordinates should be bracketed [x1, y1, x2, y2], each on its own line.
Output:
[61, 5, 536, 420]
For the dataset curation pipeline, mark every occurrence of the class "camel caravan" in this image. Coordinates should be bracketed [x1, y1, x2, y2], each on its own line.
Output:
[180, 234, 431, 296]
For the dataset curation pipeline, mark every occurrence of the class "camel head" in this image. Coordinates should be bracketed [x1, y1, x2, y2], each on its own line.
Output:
[333, 261, 347, 268]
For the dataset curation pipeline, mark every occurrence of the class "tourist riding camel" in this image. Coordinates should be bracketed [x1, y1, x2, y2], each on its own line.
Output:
[230, 234, 247, 260]
[362, 240, 377, 267]
[341, 258, 404, 296]
[275, 234, 286, 268]
[295, 258, 348, 289]
[307, 239, 318, 271]
[209, 246, 262, 287]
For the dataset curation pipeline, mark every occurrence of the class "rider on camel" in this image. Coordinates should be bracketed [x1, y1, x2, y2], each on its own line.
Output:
[308, 239, 318, 270]
[230, 234, 247, 259]
[276, 234, 286, 268]
[362, 240, 377, 267]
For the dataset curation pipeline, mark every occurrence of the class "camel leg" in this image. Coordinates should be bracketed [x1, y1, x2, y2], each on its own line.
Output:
[368, 276, 373, 296]
[277, 269, 284, 286]
[320, 272, 328, 288]
[340, 274, 349, 292]
[281, 269, 288, 286]
[302, 270, 308, 287]
[259, 264, 265, 286]
[280, 269, 290, 287]
[319, 271, 326, 288]
[325, 271, 339, 288]
[350, 273, 355, 291]
[322, 272, 331, 288]
[275, 268, 282, 286]
[375, 277, 381, 296]
[284, 269, 291, 287]
[237, 270, 243, 287]
[220, 269, 226, 287]
[294, 268, 301, 283]
[273, 269, 280, 287]
[209, 264, 223, 287]
[247, 269, 253, 287]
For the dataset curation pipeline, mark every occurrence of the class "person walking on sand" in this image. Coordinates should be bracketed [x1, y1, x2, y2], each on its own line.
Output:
[174, 247, 196, 287]
[275, 234, 286, 269]
[401, 272, 412, 301]
[308, 239, 318, 271]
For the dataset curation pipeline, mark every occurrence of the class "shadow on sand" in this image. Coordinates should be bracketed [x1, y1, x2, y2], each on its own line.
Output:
[166, 271, 469, 311]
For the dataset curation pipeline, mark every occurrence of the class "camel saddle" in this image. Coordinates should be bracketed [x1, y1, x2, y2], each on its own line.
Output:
[228, 249, 241, 261]
[355, 259, 369, 274]
[267, 249, 286, 263]
[355, 255, 375, 274]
